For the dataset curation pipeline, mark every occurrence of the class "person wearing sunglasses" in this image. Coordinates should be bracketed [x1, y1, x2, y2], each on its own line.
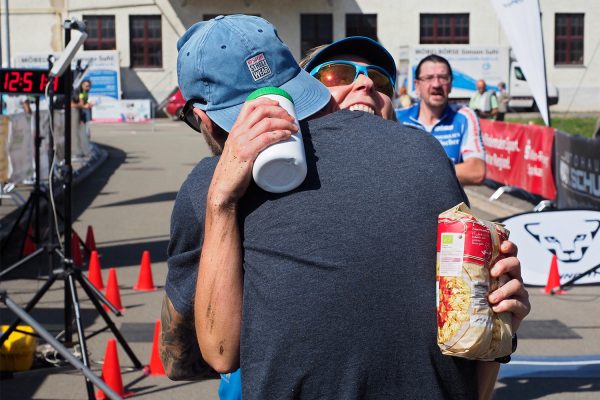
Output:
[162, 16, 529, 400]
[301, 36, 397, 122]
[396, 54, 487, 186]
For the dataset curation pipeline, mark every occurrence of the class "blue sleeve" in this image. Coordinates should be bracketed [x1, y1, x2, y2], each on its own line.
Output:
[219, 369, 242, 400]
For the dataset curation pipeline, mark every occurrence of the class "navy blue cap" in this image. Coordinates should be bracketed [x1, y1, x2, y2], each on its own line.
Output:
[303, 36, 396, 81]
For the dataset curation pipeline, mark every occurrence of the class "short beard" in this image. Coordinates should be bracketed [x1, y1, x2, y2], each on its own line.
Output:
[200, 122, 227, 156]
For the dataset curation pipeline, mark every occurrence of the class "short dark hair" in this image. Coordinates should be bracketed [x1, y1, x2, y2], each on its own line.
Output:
[415, 54, 453, 81]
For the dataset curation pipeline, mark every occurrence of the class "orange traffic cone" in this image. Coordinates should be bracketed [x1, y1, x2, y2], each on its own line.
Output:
[85, 225, 97, 256]
[22, 225, 37, 256]
[104, 268, 125, 312]
[71, 231, 83, 267]
[543, 255, 565, 295]
[96, 339, 134, 399]
[133, 250, 156, 291]
[144, 320, 166, 376]
[87, 250, 105, 290]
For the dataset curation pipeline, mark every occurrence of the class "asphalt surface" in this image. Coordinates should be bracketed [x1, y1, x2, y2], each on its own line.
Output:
[0, 119, 598, 399]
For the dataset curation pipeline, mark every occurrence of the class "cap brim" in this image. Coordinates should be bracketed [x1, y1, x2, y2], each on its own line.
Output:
[303, 36, 396, 81]
[207, 68, 331, 132]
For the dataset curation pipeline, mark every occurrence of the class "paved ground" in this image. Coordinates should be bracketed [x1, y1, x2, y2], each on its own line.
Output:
[0, 120, 598, 399]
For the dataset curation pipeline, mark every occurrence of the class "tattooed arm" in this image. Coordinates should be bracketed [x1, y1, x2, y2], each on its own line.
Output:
[159, 295, 213, 380]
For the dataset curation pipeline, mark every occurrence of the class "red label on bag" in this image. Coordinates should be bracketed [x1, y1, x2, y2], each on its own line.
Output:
[437, 220, 493, 269]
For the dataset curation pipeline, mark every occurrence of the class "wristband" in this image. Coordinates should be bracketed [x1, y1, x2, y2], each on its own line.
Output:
[495, 333, 517, 364]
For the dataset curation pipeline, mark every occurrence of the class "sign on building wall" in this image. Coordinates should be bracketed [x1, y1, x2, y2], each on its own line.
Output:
[13, 51, 128, 122]
[13, 50, 121, 100]
[407, 46, 510, 98]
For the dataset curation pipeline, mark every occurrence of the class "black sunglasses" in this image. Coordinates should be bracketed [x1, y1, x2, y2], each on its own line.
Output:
[179, 98, 207, 133]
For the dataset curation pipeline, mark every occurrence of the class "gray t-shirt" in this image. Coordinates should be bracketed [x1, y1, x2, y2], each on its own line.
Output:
[166, 109, 477, 399]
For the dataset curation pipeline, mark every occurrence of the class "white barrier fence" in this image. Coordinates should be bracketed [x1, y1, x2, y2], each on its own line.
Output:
[0, 110, 92, 185]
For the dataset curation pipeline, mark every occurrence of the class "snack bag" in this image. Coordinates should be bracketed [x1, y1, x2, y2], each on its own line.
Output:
[436, 203, 513, 360]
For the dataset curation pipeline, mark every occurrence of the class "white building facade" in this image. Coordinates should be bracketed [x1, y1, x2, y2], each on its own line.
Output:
[1, 0, 598, 112]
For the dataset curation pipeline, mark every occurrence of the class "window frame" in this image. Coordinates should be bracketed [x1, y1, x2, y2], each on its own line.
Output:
[129, 15, 163, 68]
[554, 13, 584, 65]
[419, 13, 469, 44]
[300, 14, 333, 57]
[345, 14, 378, 41]
[83, 15, 116, 51]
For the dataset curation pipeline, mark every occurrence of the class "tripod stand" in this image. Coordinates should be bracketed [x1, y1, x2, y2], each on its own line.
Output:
[0, 20, 142, 400]
[0, 289, 122, 400]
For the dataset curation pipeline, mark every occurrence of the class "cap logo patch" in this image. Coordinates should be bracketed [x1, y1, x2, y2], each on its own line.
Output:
[246, 53, 272, 81]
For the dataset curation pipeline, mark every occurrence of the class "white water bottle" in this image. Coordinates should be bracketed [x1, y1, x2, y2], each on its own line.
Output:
[247, 87, 307, 193]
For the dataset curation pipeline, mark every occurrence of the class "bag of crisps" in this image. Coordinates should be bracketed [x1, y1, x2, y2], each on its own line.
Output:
[436, 203, 513, 360]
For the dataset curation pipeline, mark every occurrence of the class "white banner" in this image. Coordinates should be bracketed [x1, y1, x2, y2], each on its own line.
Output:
[0, 117, 9, 182]
[490, 0, 550, 125]
[8, 113, 34, 183]
[502, 210, 600, 286]
[93, 99, 152, 123]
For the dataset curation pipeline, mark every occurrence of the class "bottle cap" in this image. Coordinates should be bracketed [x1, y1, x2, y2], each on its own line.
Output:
[246, 86, 294, 103]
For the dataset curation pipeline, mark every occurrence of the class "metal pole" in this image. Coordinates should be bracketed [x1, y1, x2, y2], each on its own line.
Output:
[62, 21, 73, 345]
[0, 290, 123, 400]
[2, 0, 10, 67]
[537, 0, 552, 127]
[34, 97, 41, 243]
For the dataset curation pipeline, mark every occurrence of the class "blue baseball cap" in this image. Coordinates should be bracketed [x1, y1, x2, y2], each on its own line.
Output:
[177, 15, 331, 132]
[303, 36, 397, 83]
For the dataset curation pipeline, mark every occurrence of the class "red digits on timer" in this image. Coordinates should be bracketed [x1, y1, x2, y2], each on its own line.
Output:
[23, 72, 33, 92]
[38, 73, 59, 92]
[9, 71, 19, 91]
[39, 73, 49, 91]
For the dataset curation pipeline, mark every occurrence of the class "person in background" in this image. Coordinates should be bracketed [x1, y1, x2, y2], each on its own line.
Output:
[74, 79, 94, 134]
[496, 81, 510, 121]
[594, 116, 600, 139]
[396, 54, 486, 186]
[69, 79, 94, 159]
[395, 86, 413, 109]
[470, 79, 498, 120]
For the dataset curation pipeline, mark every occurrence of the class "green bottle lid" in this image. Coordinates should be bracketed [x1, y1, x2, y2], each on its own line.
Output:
[246, 86, 294, 103]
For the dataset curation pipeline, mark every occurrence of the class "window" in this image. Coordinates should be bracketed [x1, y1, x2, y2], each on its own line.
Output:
[345, 14, 377, 40]
[555, 14, 584, 65]
[514, 66, 526, 81]
[420, 14, 469, 44]
[83, 15, 116, 50]
[130, 15, 162, 68]
[301, 14, 333, 57]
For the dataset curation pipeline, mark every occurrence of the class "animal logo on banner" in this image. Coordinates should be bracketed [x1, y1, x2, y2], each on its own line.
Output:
[502, 210, 600, 286]
[524, 219, 600, 263]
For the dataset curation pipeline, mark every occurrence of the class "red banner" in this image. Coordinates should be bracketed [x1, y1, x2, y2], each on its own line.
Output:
[480, 120, 556, 200]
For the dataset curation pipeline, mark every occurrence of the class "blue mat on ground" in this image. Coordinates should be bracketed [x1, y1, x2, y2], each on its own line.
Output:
[499, 355, 600, 379]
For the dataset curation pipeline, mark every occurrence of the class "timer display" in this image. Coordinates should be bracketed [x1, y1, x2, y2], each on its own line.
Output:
[0, 69, 61, 95]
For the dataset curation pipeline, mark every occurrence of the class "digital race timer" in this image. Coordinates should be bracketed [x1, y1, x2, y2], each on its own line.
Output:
[0, 69, 62, 95]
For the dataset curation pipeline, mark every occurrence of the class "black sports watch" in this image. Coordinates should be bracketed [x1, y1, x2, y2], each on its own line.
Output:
[495, 333, 518, 364]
